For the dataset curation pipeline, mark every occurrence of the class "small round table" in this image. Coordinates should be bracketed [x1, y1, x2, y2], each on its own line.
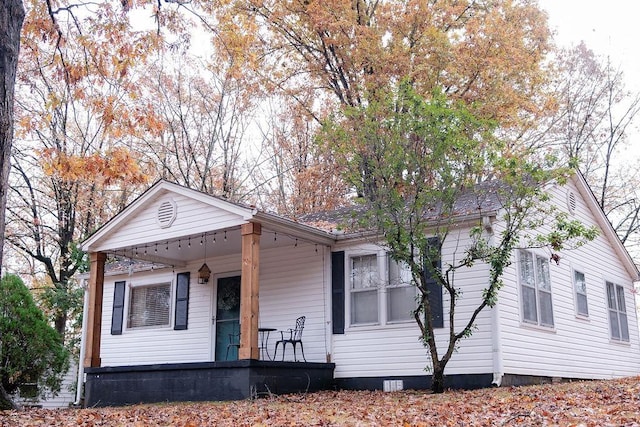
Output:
[258, 327, 277, 360]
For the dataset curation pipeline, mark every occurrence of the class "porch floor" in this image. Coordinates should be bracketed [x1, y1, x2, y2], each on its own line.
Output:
[84, 360, 335, 407]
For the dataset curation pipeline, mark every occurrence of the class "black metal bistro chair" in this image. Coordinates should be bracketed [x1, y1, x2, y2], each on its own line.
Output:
[274, 316, 306, 362]
[226, 332, 240, 361]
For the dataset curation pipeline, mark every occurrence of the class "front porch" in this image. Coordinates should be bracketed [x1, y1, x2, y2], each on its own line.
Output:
[79, 181, 338, 406]
[84, 360, 335, 407]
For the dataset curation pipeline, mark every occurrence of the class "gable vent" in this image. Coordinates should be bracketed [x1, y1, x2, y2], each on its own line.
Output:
[567, 190, 577, 215]
[157, 198, 177, 228]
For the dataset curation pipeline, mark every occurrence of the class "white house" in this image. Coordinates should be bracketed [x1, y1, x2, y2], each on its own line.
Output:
[78, 173, 640, 406]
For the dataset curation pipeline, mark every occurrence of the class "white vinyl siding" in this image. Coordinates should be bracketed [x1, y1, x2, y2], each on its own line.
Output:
[127, 282, 171, 329]
[334, 233, 494, 380]
[606, 281, 629, 342]
[499, 178, 640, 381]
[519, 250, 554, 327]
[574, 270, 588, 317]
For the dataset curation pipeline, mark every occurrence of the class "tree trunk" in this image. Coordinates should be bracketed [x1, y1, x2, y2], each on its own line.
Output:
[431, 364, 445, 394]
[0, 383, 19, 410]
[0, 0, 25, 277]
[0, 5, 25, 409]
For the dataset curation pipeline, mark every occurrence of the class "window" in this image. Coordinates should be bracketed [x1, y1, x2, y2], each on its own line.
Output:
[606, 282, 629, 342]
[573, 270, 588, 317]
[387, 258, 416, 322]
[128, 283, 171, 329]
[348, 249, 440, 327]
[350, 255, 380, 324]
[519, 250, 554, 327]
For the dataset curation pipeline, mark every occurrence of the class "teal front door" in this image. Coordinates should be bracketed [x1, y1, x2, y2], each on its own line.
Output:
[215, 276, 241, 361]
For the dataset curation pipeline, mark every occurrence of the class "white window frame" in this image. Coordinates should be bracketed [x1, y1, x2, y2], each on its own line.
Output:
[126, 279, 173, 330]
[347, 250, 418, 328]
[518, 250, 554, 328]
[606, 281, 629, 342]
[349, 253, 382, 326]
[573, 269, 589, 318]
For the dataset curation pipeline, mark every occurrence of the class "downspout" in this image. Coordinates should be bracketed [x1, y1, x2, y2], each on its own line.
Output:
[491, 300, 504, 387]
[483, 215, 503, 387]
[74, 279, 90, 406]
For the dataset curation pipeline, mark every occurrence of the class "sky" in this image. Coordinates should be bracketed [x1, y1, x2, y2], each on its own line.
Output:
[538, 0, 640, 91]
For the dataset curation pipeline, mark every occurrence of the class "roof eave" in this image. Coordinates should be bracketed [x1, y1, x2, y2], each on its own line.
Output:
[254, 212, 337, 245]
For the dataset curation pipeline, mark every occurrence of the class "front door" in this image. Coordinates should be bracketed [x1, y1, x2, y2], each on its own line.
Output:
[214, 275, 241, 361]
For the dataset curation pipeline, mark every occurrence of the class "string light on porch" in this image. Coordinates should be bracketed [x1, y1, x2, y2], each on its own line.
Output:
[104, 227, 327, 284]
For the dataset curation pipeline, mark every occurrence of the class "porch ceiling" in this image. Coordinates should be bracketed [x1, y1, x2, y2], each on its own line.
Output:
[101, 225, 323, 268]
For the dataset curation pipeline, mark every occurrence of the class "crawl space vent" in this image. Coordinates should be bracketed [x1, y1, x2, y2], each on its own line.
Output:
[157, 198, 177, 228]
[567, 190, 577, 215]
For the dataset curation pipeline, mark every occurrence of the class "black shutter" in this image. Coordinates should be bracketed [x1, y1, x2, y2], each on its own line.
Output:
[111, 281, 126, 335]
[424, 237, 443, 328]
[331, 251, 345, 334]
[174, 272, 190, 330]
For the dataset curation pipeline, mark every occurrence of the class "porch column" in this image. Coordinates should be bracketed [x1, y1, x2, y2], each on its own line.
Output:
[239, 222, 261, 360]
[83, 252, 106, 368]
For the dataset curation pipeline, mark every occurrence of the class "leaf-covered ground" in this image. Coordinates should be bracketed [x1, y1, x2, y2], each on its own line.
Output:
[2, 376, 640, 426]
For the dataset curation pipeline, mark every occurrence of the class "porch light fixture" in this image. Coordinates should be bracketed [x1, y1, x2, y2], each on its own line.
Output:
[198, 233, 211, 284]
[198, 263, 211, 284]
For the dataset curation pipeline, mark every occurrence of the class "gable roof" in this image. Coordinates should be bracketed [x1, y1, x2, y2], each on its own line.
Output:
[81, 180, 335, 252]
[570, 173, 639, 280]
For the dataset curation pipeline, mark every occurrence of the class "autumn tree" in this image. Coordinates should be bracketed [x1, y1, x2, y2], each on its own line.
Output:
[251, 97, 348, 216]
[140, 53, 258, 200]
[538, 43, 640, 254]
[232, 0, 551, 126]
[208, 0, 555, 205]
[8, 0, 158, 339]
[321, 83, 597, 393]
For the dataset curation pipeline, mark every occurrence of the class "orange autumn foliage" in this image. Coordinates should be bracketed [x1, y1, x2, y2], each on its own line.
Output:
[39, 147, 147, 186]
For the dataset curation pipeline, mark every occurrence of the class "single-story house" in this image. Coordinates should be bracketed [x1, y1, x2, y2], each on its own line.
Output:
[78, 173, 640, 406]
